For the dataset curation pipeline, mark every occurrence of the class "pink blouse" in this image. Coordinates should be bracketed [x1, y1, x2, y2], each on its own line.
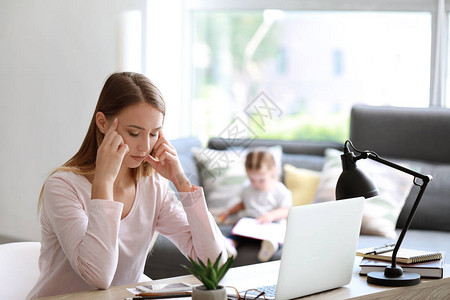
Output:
[27, 171, 226, 299]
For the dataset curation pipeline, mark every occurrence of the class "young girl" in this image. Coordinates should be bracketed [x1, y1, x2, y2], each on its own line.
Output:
[27, 72, 227, 299]
[220, 149, 292, 262]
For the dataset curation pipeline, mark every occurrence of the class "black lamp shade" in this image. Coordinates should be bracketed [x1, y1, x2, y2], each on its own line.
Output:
[335, 152, 379, 200]
[336, 167, 379, 200]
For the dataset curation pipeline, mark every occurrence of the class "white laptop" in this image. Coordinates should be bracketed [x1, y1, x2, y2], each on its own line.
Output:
[240, 197, 365, 300]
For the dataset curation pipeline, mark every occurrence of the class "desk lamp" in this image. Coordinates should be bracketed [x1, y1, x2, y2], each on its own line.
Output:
[336, 140, 432, 287]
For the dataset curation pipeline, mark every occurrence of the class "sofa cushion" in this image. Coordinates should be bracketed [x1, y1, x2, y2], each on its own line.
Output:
[283, 164, 321, 206]
[281, 153, 325, 172]
[395, 159, 450, 232]
[314, 148, 414, 239]
[170, 137, 202, 186]
[192, 146, 283, 212]
[192, 147, 247, 211]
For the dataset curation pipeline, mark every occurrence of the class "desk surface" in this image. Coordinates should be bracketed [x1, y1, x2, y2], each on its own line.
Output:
[38, 257, 450, 300]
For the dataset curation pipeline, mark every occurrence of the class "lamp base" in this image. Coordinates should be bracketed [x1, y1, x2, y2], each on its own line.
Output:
[367, 271, 421, 287]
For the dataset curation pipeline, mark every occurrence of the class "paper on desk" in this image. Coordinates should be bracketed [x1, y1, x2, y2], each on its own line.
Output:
[231, 217, 286, 244]
[126, 287, 141, 294]
[126, 282, 193, 297]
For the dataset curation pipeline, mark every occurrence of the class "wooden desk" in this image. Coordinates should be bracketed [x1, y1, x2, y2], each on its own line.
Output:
[39, 257, 450, 300]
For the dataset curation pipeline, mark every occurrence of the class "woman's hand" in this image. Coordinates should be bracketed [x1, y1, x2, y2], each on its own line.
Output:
[92, 118, 129, 200]
[144, 131, 192, 192]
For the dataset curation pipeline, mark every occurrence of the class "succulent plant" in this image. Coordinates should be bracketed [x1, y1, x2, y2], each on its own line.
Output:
[182, 253, 234, 290]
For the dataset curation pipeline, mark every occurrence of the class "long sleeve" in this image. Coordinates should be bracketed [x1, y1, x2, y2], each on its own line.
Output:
[40, 174, 123, 289]
[28, 172, 226, 299]
[155, 185, 227, 264]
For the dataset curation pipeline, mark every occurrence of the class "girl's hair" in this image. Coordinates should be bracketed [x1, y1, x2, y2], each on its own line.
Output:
[245, 149, 276, 172]
[38, 72, 166, 209]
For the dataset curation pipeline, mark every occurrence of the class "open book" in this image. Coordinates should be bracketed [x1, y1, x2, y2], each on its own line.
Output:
[231, 217, 286, 244]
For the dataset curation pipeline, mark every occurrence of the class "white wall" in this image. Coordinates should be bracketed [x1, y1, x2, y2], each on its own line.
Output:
[0, 0, 147, 241]
[146, 0, 188, 138]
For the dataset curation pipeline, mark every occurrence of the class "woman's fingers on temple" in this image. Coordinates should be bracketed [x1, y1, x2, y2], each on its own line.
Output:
[103, 119, 128, 152]
[153, 132, 166, 150]
[106, 118, 118, 134]
[158, 150, 168, 163]
[110, 134, 124, 150]
[118, 143, 129, 156]
[154, 144, 176, 160]
[156, 151, 177, 168]
[155, 131, 175, 150]
[150, 131, 179, 167]
[103, 119, 119, 144]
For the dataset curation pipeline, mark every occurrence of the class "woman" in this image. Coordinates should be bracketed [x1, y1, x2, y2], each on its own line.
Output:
[27, 72, 227, 299]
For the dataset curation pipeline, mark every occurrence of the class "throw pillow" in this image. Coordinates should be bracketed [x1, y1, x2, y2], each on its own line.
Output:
[314, 148, 415, 239]
[192, 145, 283, 213]
[283, 164, 321, 206]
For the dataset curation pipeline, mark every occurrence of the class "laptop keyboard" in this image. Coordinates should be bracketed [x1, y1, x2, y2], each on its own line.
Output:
[239, 284, 276, 299]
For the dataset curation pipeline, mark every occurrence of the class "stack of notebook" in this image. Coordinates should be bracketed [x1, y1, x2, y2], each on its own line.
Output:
[357, 247, 445, 278]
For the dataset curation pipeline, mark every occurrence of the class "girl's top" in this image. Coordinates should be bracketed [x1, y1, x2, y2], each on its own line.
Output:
[27, 171, 226, 299]
[241, 181, 292, 218]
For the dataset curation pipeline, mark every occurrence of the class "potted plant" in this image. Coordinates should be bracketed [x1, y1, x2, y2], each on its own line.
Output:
[182, 253, 234, 300]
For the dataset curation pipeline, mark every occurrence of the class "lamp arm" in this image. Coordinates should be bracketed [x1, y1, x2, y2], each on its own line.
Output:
[390, 181, 429, 268]
[345, 139, 430, 182]
[361, 153, 432, 270]
[362, 153, 430, 182]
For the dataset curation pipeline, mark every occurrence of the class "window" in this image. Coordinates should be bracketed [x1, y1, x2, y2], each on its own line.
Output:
[146, 1, 449, 141]
[191, 10, 431, 142]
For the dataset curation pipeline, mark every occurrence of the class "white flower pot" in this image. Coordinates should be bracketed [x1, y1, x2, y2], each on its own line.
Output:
[192, 285, 227, 300]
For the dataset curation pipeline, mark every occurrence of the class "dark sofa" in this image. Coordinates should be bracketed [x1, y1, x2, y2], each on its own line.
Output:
[144, 104, 450, 279]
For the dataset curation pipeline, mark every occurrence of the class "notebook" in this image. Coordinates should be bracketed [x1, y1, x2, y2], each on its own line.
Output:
[238, 197, 365, 300]
[359, 255, 444, 278]
[356, 248, 443, 264]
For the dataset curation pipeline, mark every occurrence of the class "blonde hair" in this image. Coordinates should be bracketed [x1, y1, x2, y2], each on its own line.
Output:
[245, 149, 276, 172]
[38, 72, 166, 209]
